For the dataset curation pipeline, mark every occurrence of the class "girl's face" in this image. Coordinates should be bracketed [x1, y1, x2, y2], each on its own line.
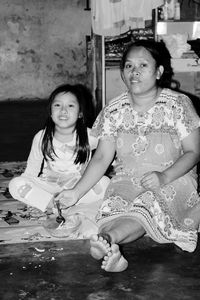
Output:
[51, 92, 80, 132]
[122, 46, 163, 96]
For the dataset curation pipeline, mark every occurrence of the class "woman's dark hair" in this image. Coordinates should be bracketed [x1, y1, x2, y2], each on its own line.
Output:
[41, 83, 95, 165]
[120, 39, 174, 88]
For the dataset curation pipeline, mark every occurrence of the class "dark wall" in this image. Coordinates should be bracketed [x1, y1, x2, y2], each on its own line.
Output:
[0, 100, 47, 161]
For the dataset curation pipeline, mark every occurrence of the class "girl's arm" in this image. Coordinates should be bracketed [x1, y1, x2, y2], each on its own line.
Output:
[141, 128, 200, 189]
[55, 138, 116, 207]
[23, 131, 44, 178]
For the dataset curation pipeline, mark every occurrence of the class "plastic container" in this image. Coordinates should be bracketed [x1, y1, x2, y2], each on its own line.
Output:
[43, 214, 82, 238]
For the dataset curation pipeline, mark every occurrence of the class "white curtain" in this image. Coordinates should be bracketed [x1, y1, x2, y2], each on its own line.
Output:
[91, 0, 164, 36]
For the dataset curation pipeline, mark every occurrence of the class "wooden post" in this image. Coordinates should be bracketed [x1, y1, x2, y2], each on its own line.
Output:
[93, 34, 103, 115]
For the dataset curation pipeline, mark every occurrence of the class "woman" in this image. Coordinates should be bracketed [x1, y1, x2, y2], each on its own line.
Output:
[55, 40, 200, 272]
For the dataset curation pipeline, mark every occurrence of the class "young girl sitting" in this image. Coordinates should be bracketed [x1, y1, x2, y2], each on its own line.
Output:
[9, 84, 110, 229]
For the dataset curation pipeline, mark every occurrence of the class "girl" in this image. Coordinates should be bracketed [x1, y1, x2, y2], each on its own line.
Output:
[9, 84, 110, 219]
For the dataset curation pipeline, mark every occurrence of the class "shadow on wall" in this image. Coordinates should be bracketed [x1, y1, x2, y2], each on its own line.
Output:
[0, 85, 96, 162]
[0, 100, 48, 162]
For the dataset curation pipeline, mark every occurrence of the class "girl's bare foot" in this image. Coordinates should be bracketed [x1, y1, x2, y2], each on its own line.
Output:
[101, 244, 128, 272]
[90, 234, 111, 260]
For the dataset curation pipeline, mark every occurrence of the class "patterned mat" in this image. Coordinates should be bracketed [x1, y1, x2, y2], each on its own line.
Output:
[0, 162, 96, 244]
[0, 161, 26, 200]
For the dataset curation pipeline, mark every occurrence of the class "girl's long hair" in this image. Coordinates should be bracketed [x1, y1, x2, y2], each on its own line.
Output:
[41, 84, 95, 165]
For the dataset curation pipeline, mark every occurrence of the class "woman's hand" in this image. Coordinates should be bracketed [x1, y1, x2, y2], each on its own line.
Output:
[54, 189, 79, 208]
[141, 171, 167, 191]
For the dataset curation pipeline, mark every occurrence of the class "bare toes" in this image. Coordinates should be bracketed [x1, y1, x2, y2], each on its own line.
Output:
[101, 244, 128, 272]
[90, 234, 111, 260]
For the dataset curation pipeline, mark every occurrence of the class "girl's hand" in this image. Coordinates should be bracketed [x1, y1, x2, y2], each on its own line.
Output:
[54, 189, 79, 208]
[141, 171, 166, 191]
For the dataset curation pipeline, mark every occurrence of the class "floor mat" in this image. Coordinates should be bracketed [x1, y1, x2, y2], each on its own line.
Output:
[0, 161, 26, 200]
[0, 162, 95, 244]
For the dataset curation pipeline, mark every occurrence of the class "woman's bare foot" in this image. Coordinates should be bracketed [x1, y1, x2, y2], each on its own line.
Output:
[101, 244, 128, 272]
[90, 234, 111, 260]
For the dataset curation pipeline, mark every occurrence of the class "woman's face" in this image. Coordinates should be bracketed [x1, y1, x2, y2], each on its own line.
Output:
[122, 46, 163, 96]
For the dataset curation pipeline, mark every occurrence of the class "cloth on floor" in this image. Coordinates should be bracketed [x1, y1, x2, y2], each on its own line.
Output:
[0, 162, 100, 244]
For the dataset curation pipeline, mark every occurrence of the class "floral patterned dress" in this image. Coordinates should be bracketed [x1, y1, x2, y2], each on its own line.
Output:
[92, 88, 200, 252]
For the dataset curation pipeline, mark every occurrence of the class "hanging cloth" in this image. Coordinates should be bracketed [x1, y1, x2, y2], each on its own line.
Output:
[91, 0, 164, 36]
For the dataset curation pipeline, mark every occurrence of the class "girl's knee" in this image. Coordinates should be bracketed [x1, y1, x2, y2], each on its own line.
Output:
[78, 176, 110, 204]
[9, 176, 30, 200]
[93, 176, 110, 195]
[100, 176, 110, 189]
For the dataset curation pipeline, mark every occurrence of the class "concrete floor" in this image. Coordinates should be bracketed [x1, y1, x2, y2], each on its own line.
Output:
[0, 236, 200, 300]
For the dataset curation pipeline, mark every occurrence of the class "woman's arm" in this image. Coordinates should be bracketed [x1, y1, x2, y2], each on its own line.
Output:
[23, 131, 44, 178]
[141, 128, 200, 189]
[162, 127, 200, 185]
[55, 138, 116, 207]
